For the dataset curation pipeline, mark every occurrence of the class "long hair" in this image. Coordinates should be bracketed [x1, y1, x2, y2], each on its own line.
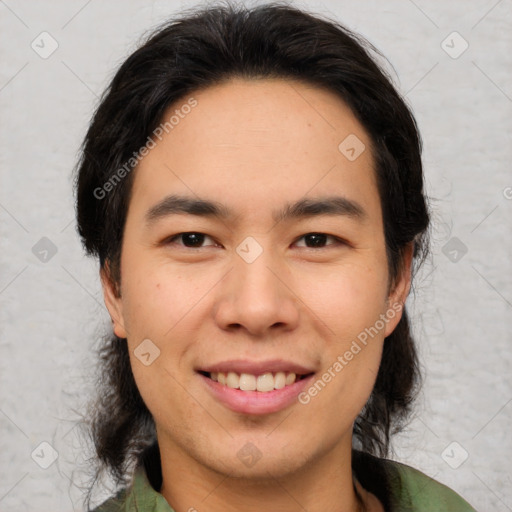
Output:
[75, 1, 429, 500]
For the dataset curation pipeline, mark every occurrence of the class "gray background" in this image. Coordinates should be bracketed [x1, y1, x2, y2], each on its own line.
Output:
[1, 0, 511, 510]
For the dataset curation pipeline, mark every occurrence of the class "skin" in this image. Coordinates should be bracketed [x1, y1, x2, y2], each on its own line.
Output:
[103, 78, 412, 512]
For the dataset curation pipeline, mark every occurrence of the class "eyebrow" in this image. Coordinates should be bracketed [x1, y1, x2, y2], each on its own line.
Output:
[144, 194, 366, 226]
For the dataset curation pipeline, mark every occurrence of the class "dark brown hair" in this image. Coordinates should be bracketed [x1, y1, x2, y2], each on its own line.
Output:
[75, 1, 429, 503]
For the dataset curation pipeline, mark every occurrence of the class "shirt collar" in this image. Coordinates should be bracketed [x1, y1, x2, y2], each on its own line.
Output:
[123, 466, 175, 512]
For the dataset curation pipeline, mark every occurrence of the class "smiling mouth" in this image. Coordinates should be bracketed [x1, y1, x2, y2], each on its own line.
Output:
[199, 371, 313, 393]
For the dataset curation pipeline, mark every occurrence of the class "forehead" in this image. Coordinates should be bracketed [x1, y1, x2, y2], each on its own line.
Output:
[128, 78, 379, 223]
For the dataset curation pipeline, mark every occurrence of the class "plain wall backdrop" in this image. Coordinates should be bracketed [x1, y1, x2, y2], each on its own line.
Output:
[1, 0, 511, 510]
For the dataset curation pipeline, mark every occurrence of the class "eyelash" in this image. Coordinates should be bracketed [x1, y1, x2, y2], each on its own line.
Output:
[164, 232, 345, 249]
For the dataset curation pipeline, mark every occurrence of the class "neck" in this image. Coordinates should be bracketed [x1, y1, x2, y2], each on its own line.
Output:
[158, 434, 380, 512]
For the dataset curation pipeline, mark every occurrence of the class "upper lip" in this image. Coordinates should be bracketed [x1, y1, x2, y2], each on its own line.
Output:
[198, 359, 316, 376]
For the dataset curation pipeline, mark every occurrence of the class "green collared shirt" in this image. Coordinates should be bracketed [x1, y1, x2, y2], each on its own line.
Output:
[93, 458, 477, 512]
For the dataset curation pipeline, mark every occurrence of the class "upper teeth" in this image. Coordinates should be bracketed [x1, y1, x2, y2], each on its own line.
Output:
[210, 371, 297, 392]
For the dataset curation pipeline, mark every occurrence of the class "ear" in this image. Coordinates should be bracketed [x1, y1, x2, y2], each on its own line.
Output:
[384, 242, 414, 337]
[100, 264, 128, 339]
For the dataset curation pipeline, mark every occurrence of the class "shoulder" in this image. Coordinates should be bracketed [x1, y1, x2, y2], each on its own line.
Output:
[383, 459, 478, 511]
[90, 488, 128, 512]
[89, 468, 174, 512]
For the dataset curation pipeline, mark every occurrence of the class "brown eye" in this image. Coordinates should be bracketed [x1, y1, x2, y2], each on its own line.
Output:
[295, 233, 339, 248]
[167, 232, 216, 248]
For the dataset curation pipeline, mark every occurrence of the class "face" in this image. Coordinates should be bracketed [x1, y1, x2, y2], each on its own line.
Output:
[103, 78, 411, 480]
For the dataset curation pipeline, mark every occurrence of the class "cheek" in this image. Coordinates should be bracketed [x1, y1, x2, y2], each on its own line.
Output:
[120, 256, 201, 341]
[296, 259, 389, 408]
[121, 263, 204, 420]
[299, 259, 389, 337]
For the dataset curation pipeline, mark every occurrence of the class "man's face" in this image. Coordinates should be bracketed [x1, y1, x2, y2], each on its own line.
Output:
[104, 78, 409, 479]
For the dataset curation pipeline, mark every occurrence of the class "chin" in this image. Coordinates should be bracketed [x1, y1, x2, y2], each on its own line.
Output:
[211, 452, 306, 481]
[209, 437, 314, 479]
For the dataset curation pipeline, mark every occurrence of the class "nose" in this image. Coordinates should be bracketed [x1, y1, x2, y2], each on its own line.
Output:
[213, 249, 300, 337]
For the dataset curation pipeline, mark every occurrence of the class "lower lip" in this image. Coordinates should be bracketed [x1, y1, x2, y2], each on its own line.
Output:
[199, 373, 315, 415]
